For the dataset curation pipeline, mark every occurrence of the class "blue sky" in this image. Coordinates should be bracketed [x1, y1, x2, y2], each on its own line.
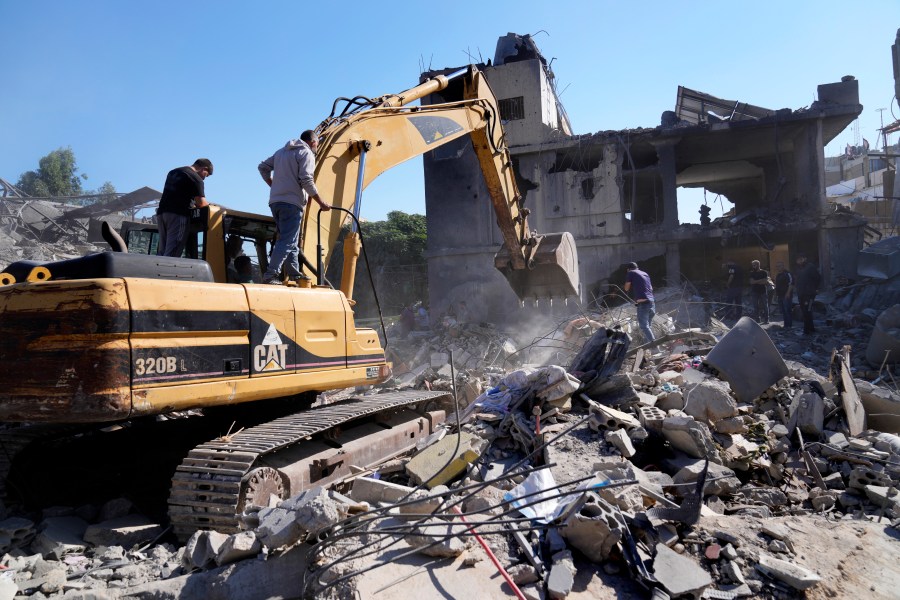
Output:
[2, 1, 898, 224]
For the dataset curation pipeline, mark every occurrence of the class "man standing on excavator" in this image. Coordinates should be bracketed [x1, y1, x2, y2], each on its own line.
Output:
[156, 159, 212, 257]
[258, 130, 331, 284]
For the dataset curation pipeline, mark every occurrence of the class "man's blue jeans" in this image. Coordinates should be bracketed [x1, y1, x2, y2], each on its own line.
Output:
[264, 202, 303, 281]
[780, 296, 793, 328]
[636, 300, 656, 342]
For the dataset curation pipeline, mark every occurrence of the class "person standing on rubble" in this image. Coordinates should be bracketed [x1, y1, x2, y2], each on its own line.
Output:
[723, 260, 744, 321]
[156, 159, 213, 257]
[774, 261, 794, 328]
[623, 262, 655, 343]
[748, 260, 770, 324]
[795, 253, 821, 335]
[258, 130, 331, 284]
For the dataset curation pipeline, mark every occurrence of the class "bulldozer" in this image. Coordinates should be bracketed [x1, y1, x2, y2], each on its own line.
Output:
[0, 66, 579, 538]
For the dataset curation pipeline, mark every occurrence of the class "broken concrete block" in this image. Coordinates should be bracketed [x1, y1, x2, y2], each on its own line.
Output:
[588, 403, 640, 431]
[824, 430, 849, 448]
[98, 497, 134, 522]
[350, 477, 414, 505]
[657, 390, 684, 411]
[864, 485, 900, 513]
[31, 516, 88, 560]
[547, 550, 575, 599]
[83, 514, 166, 549]
[0, 516, 35, 554]
[658, 371, 684, 386]
[755, 552, 821, 591]
[605, 429, 636, 457]
[661, 416, 720, 460]
[278, 487, 345, 537]
[682, 379, 738, 424]
[508, 563, 540, 585]
[809, 488, 837, 511]
[404, 518, 467, 557]
[637, 391, 658, 406]
[705, 317, 789, 403]
[255, 507, 304, 550]
[673, 460, 741, 497]
[737, 486, 788, 508]
[714, 416, 746, 434]
[406, 432, 487, 488]
[181, 530, 225, 571]
[216, 531, 261, 566]
[398, 486, 449, 519]
[653, 543, 712, 598]
[638, 405, 666, 431]
[848, 466, 893, 490]
[559, 493, 622, 562]
[789, 391, 824, 437]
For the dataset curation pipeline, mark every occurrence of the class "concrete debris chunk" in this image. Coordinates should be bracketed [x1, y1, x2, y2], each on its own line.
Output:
[682, 379, 738, 423]
[350, 477, 415, 505]
[547, 550, 576, 599]
[755, 552, 821, 591]
[559, 493, 622, 562]
[216, 531, 262, 566]
[589, 402, 641, 431]
[406, 431, 487, 488]
[652, 542, 712, 598]
[278, 487, 346, 537]
[661, 415, 720, 460]
[83, 514, 165, 548]
[605, 428, 636, 457]
[0, 516, 35, 554]
[31, 516, 89, 560]
[404, 518, 468, 557]
[673, 460, 741, 497]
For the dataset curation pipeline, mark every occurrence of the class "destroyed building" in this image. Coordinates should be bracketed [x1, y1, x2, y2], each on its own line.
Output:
[0, 179, 160, 266]
[422, 33, 866, 323]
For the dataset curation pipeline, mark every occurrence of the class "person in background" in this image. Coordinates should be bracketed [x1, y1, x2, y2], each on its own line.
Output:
[233, 255, 255, 283]
[723, 260, 744, 321]
[795, 254, 821, 335]
[258, 130, 331, 284]
[225, 234, 245, 283]
[748, 259, 770, 324]
[774, 260, 794, 328]
[623, 261, 655, 343]
[156, 159, 212, 257]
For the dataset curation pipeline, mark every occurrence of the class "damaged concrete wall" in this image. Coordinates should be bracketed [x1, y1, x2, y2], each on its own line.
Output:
[423, 34, 865, 323]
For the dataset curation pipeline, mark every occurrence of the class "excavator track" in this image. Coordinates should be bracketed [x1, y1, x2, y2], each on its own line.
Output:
[168, 390, 450, 540]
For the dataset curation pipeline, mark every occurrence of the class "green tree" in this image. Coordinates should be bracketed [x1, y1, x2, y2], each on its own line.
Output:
[327, 211, 428, 318]
[16, 147, 88, 197]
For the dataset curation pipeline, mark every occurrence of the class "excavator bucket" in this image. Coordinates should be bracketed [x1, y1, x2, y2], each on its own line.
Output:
[494, 231, 580, 302]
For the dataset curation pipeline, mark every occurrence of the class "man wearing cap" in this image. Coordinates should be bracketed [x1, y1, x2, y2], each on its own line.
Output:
[624, 262, 655, 342]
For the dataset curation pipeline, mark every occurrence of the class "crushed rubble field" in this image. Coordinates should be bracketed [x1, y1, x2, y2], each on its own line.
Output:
[1, 285, 899, 600]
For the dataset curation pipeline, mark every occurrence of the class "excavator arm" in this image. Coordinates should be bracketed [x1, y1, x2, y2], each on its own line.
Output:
[301, 65, 579, 302]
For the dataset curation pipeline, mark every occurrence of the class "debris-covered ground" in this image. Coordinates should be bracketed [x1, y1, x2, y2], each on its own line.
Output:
[0, 278, 899, 598]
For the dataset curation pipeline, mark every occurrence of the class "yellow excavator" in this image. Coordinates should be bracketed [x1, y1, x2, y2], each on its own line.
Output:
[0, 66, 579, 538]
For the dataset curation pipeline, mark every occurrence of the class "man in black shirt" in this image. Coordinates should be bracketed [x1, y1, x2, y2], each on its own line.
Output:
[156, 159, 213, 257]
[795, 254, 821, 334]
[723, 261, 744, 321]
[774, 261, 794, 328]
[748, 260, 770, 324]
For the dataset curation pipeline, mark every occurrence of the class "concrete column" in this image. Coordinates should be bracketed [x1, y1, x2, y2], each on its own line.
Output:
[665, 242, 681, 288]
[650, 139, 680, 228]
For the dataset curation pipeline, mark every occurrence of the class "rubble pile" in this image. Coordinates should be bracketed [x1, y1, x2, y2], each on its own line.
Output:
[0, 297, 898, 598]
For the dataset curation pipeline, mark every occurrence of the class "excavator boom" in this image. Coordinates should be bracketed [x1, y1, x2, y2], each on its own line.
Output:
[303, 66, 579, 302]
